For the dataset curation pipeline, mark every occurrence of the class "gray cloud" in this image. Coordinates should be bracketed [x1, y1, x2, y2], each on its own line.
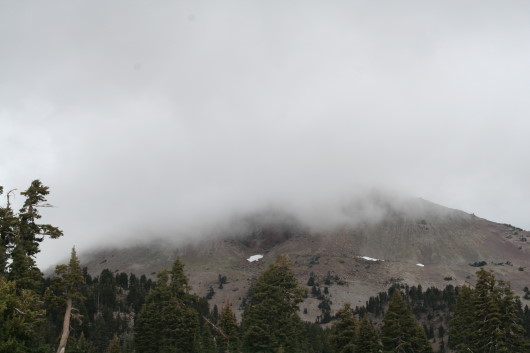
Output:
[1, 1, 530, 268]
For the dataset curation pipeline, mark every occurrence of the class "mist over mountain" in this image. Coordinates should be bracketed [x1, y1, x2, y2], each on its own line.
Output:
[79, 195, 530, 324]
[1, 1, 530, 271]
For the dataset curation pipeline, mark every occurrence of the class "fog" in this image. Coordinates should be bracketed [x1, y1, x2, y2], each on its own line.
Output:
[1, 1, 530, 269]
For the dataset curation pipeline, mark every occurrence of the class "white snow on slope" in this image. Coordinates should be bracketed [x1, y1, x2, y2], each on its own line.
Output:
[247, 254, 263, 262]
[357, 256, 384, 262]
[416, 263, 425, 267]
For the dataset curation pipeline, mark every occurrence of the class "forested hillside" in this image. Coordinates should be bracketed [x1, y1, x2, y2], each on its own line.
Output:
[2, 181, 530, 353]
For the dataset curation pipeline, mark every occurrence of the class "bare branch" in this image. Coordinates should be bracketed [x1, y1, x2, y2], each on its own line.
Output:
[202, 315, 228, 338]
[6, 189, 17, 210]
[14, 307, 27, 315]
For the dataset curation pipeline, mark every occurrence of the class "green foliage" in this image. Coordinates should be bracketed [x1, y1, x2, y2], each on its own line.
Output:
[52, 248, 85, 301]
[134, 258, 200, 353]
[69, 333, 95, 353]
[330, 303, 357, 353]
[218, 303, 240, 353]
[381, 290, 433, 353]
[242, 254, 306, 353]
[448, 286, 474, 351]
[0, 181, 62, 352]
[357, 316, 382, 353]
[449, 269, 526, 353]
[1, 180, 63, 291]
[106, 334, 121, 353]
[0, 276, 46, 353]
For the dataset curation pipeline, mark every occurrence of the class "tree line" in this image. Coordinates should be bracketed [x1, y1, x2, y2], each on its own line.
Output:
[2, 181, 530, 352]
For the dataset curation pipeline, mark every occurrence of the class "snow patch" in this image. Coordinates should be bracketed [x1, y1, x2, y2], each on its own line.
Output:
[357, 256, 384, 262]
[247, 254, 263, 262]
[416, 263, 425, 267]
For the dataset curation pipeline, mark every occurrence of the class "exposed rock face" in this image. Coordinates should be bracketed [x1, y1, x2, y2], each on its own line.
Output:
[82, 198, 530, 321]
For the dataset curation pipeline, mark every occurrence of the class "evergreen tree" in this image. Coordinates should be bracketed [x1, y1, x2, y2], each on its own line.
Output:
[134, 258, 200, 353]
[8, 181, 63, 291]
[106, 334, 121, 353]
[448, 286, 474, 352]
[0, 181, 62, 352]
[497, 279, 526, 352]
[471, 270, 525, 352]
[0, 186, 16, 275]
[357, 316, 382, 353]
[330, 303, 357, 353]
[381, 290, 433, 353]
[0, 276, 46, 353]
[52, 247, 86, 353]
[242, 255, 305, 353]
[217, 302, 240, 353]
[449, 269, 526, 353]
[69, 333, 95, 353]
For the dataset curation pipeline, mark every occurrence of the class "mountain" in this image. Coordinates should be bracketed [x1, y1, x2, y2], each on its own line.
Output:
[81, 196, 530, 321]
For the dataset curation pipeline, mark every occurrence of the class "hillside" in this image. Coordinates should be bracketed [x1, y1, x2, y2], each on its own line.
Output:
[81, 197, 530, 321]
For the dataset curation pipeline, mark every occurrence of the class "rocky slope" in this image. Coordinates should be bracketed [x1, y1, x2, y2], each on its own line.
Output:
[81, 197, 530, 321]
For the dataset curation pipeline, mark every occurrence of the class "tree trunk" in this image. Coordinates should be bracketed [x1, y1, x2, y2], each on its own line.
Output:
[56, 297, 72, 353]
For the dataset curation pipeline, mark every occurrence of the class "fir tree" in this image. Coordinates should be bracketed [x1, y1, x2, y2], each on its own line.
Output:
[218, 302, 240, 353]
[242, 255, 305, 353]
[69, 333, 95, 353]
[52, 247, 86, 353]
[0, 181, 62, 352]
[357, 316, 382, 353]
[106, 334, 121, 353]
[449, 269, 527, 353]
[0, 276, 46, 353]
[381, 290, 433, 353]
[471, 270, 525, 352]
[134, 258, 200, 353]
[330, 303, 357, 353]
[8, 181, 63, 291]
[448, 286, 474, 352]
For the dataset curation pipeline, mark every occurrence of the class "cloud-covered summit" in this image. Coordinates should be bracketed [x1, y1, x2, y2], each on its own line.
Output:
[1, 1, 530, 268]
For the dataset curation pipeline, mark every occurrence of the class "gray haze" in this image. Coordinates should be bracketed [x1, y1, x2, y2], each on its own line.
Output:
[1, 1, 530, 269]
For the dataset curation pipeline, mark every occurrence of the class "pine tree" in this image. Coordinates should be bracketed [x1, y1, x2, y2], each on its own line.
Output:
[448, 286, 474, 352]
[0, 276, 46, 353]
[497, 280, 525, 352]
[53, 247, 86, 353]
[69, 333, 95, 353]
[381, 290, 433, 353]
[218, 302, 240, 353]
[357, 316, 382, 353]
[449, 269, 527, 353]
[242, 255, 305, 353]
[105, 334, 121, 353]
[470, 269, 525, 353]
[0, 181, 62, 352]
[330, 303, 357, 353]
[8, 181, 63, 291]
[0, 186, 16, 275]
[134, 258, 200, 353]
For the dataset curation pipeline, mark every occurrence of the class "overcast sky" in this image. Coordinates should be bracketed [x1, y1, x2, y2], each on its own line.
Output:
[1, 1, 530, 269]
